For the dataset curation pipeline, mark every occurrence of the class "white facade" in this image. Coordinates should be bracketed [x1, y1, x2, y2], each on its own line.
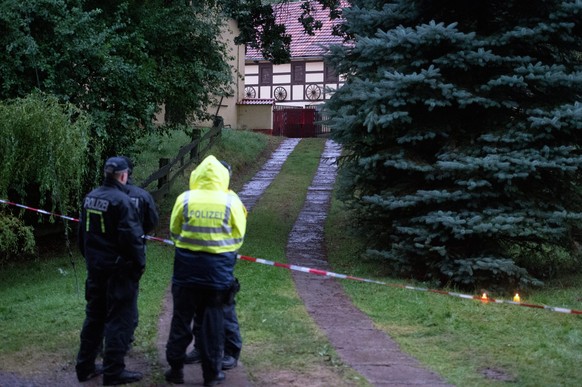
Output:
[244, 60, 345, 108]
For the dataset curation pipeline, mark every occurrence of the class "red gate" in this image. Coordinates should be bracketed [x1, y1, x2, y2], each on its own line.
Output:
[273, 106, 320, 138]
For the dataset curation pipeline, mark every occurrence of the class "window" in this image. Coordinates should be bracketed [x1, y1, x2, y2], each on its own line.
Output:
[292, 62, 305, 84]
[259, 64, 272, 85]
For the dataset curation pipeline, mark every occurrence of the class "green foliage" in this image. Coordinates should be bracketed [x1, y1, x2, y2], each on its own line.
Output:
[327, 0, 582, 288]
[126, 1, 232, 124]
[0, 93, 93, 212]
[0, 0, 155, 161]
[226, 0, 345, 64]
[0, 213, 36, 264]
[226, 0, 292, 64]
[0, 0, 234, 183]
[509, 242, 582, 281]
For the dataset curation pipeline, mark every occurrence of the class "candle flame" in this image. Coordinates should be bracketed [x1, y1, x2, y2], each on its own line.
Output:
[513, 293, 520, 303]
[482, 293, 488, 300]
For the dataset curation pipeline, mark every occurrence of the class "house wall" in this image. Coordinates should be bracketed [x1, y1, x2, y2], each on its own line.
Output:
[199, 19, 245, 129]
[237, 105, 273, 132]
[244, 59, 344, 108]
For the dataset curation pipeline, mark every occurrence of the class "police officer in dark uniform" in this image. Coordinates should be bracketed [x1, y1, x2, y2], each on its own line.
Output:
[120, 156, 159, 239]
[76, 157, 145, 385]
[120, 156, 159, 342]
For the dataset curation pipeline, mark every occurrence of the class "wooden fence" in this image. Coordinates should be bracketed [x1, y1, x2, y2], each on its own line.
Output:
[140, 117, 223, 201]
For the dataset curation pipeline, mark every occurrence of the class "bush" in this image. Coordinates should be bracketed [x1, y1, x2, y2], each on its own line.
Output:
[0, 213, 36, 265]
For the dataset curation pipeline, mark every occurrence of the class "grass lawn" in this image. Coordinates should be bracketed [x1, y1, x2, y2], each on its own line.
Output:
[0, 242, 172, 371]
[1, 129, 581, 387]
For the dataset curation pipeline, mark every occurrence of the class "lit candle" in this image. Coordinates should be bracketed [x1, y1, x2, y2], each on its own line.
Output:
[482, 293, 488, 300]
[513, 293, 521, 303]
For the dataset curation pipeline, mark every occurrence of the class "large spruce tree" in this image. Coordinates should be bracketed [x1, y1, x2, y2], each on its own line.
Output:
[326, 0, 582, 288]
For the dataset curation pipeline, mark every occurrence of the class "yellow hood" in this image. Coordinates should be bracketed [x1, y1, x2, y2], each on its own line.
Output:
[189, 155, 230, 192]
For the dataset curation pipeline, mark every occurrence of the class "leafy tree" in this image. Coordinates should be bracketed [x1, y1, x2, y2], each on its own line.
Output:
[0, 0, 327, 165]
[0, 0, 234, 166]
[326, 0, 582, 288]
[0, 93, 93, 213]
[227, 0, 344, 64]
[82, 0, 233, 124]
[0, 213, 36, 265]
[0, 0, 156, 164]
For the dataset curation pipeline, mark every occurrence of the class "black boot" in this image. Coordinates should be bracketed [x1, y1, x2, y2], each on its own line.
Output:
[184, 348, 201, 364]
[102, 370, 143, 385]
[164, 367, 185, 384]
[76, 363, 103, 382]
[203, 371, 225, 386]
[222, 356, 238, 370]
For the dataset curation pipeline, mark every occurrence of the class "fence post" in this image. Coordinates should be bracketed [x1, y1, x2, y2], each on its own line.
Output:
[190, 128, 201, 162]
[158, 158, 169, 189]
[213, 116, 224, 140]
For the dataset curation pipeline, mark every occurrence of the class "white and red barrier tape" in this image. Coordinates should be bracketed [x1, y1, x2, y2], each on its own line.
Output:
[2, 198, 581, 316]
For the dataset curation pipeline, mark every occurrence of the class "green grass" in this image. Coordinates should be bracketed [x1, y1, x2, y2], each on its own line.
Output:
[237, 138, 326, 367]
[129, 129, 192, 185]
[326, 198, 582, 386]
[0, 243, 172, 371]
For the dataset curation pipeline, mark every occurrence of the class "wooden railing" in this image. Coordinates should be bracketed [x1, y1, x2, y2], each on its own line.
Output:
[140, 117, 223, 201]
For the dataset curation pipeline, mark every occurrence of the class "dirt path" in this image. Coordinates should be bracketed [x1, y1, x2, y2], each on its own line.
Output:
[287, 140, 453, 386]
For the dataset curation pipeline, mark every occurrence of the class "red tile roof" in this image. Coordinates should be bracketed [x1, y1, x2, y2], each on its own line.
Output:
[245, 1, 344, 61]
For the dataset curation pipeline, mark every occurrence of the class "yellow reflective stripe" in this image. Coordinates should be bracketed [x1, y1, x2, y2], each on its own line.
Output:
[86, 209, 105, 233]
[173, 234, 244, 247]
[181, 191, 234, 235]
[222, 194, 233, 228]
[182, 191, 190, 222]
[182, 224, 232, 233]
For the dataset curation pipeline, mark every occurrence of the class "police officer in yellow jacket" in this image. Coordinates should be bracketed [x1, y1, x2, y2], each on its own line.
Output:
[165, 155, 247, 386]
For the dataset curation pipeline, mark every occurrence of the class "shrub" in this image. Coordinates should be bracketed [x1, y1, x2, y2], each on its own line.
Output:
[0, 213, 36, 265]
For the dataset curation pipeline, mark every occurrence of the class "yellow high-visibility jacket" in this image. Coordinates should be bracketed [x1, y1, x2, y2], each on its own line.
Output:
[170, 155, 247, 254]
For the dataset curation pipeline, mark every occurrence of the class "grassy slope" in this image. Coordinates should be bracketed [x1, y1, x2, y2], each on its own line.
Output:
[326, 198, 582, 386]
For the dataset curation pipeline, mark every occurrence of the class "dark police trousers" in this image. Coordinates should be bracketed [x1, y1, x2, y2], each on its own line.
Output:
[76, 270, 138, 377]
[166, 284, 228, 381]
[193, 302, 242, 359]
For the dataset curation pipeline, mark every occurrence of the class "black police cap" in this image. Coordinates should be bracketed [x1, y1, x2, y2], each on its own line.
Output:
[104, 157, 129, 174]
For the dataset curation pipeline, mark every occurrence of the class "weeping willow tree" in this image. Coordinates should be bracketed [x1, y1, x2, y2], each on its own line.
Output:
[0, 94, 94, 261]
